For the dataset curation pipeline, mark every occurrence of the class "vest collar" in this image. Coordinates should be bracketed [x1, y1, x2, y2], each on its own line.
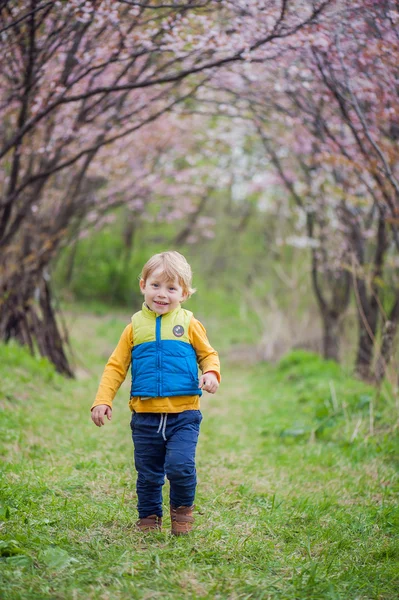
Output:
[141, 302, 182, 319]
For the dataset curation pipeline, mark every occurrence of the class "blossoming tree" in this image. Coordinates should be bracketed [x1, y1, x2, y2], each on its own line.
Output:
[0, 0, 330, 373]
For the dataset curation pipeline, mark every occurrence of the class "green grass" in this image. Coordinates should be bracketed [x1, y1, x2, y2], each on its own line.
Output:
[1, 311, 399, 599]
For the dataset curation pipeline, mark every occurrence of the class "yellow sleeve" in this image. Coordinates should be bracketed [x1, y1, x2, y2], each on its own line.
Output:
[91, 324, 132, 410]
[189, 317, 221, 382]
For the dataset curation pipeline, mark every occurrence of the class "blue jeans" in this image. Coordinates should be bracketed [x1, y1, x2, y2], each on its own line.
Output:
[130, 410, 202, 518]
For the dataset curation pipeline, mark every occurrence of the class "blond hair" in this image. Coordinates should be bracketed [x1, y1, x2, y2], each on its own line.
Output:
[140, 251, 196, 298]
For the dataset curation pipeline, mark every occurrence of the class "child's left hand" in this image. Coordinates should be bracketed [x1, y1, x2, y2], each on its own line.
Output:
[199, 371, 219, 394]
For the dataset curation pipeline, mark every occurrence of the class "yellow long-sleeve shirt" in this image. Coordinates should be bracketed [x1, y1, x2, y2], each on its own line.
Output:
[92, 314, 220, 413]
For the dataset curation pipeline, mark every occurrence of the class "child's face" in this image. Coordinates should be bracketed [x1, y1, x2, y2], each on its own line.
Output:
[140, 268, 187, 315]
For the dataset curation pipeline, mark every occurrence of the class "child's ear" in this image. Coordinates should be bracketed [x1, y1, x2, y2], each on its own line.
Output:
[139, 278, 146, 294]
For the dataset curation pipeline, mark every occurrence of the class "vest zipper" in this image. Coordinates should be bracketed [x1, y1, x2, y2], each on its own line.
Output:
[156, 315, 162, 396]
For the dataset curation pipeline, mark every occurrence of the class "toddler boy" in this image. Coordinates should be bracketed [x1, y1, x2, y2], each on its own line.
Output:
[91, 251, 220, 534]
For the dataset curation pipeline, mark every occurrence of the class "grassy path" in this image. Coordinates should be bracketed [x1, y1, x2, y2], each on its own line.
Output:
[1, 310, 398, 599]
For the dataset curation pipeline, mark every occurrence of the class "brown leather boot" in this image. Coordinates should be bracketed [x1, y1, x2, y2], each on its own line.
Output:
[170, 505, 194, 535]
[136, 515, 162, 532]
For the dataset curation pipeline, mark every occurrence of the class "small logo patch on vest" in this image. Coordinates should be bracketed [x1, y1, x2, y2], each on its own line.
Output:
[173, 325, 184, 337]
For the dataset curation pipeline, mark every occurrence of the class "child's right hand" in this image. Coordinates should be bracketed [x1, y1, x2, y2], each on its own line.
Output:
[91, 404, 112, 427]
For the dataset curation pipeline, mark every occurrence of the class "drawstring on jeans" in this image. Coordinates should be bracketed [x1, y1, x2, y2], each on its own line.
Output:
[157, 413, 167, 441]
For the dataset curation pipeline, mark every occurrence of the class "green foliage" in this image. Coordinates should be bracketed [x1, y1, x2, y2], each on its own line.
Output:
[53, 193, 314, 331]
[1, 341, 57, 384]
[278, 349, 343, 376]
[257, 350, 395, 446]
[55, 228, 143, 306]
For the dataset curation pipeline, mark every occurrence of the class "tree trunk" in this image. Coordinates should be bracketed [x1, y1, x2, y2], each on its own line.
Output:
[309, 235, 350, 363]
[321, 310, 340, 361]
[0, 246, 74, 377]
[65, 239, 79, 286]
[354, 213, 388, 381]
[354, 282, 379, 380]
[374, 295, 399, 383]
[355, 320, 375, 381]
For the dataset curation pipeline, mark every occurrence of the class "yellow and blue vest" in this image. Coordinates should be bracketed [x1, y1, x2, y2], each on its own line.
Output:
[130, 304, 202, 398]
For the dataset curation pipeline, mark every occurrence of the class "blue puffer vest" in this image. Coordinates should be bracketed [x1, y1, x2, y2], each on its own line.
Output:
[130, 304, 202, 398]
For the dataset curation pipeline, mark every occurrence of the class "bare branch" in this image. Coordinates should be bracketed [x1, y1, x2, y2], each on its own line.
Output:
[0, 0, 52, 35]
